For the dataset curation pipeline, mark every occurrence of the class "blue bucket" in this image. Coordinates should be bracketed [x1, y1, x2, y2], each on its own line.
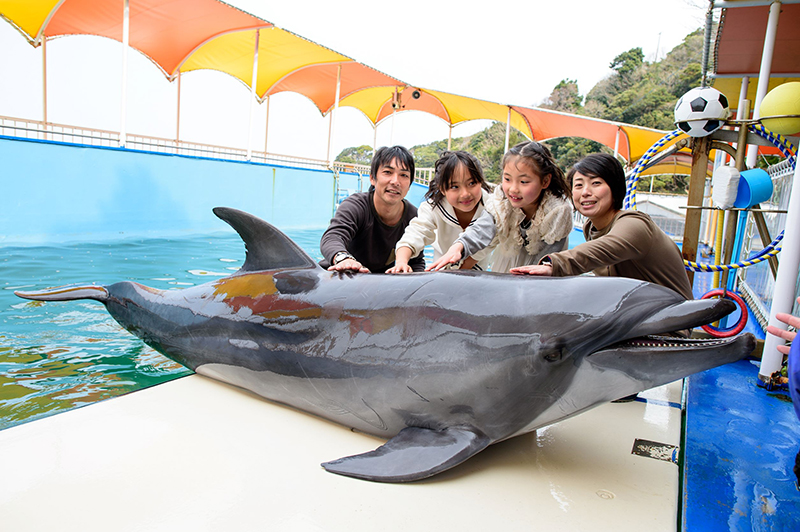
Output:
[733, 168, 774, 208]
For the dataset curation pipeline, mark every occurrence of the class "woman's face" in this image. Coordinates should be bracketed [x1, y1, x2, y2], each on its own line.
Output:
[443, 163, 482, 214]
[501, 156, 550, 219]
[571, 171, 617, 228]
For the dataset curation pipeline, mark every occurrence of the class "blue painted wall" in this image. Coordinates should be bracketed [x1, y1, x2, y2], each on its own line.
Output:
[0, 137, 428, 245]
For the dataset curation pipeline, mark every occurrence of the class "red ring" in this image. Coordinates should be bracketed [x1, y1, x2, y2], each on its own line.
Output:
[700, 289, 748, 337]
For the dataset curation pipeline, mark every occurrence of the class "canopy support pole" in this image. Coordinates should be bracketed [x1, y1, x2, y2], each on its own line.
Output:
[42, 37, 47, 135]
[504, 107, 511, 153]
[247, 29, 260, 162]
[326, 64, 342, 165]
[613, 128, 620, 158]
[120, 0, 129, 148]
[373, 124, 378, 153]
[760, 151, 800, 381]
[176, 72, 181, 146]
[391, 109, 397, 145]
[263, 95, 270, 155]
[448, 125, 452, 151]
[746, 0, 781, 168]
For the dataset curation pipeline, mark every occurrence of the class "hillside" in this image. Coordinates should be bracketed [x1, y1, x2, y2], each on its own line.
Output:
[337, 28, 705, 192]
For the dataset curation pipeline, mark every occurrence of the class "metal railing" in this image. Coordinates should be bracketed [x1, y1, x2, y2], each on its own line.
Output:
[0, 115, 437, 181]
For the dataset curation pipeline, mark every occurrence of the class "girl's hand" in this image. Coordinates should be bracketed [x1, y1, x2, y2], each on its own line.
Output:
[328, 258, 370, 273]
[510, 264, 553, 276]
[426, 243, 464, 271]
[766, 296, 800, 355]
[386, 263, 413, 274]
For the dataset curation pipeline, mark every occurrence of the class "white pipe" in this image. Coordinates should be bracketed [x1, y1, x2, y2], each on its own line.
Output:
[613, 128, 620, 158]
[326, 64, 342, 164]
[42, 37, 47, 128]
[391, 109, 396, 145]
[263, 95, 270, 154]
[448, 125, 452, 151]
[760, 157, 800, 380]
[120, 0, 129, 148]
[246, 29, 260, 161]
[746, 0, 781, 168]
[176, 72, 181, 144]
[504, 107, 511, 153]
[373, 123, 377, 152]
[715, 0, 799, 7]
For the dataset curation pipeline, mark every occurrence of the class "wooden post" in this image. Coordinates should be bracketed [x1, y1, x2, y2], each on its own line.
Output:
[682, 135, 711, 286]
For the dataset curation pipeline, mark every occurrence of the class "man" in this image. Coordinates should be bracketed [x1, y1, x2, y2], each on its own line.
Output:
[320, 145, 425, 273]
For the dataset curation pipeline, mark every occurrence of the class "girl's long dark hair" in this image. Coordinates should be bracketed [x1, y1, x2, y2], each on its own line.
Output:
[502, 141, 569, 199]
[424, 151, 491, 205]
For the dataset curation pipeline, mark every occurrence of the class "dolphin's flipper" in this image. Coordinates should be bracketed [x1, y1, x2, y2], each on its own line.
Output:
[321, 426, 491, 482]
[213, 207, 319, 272]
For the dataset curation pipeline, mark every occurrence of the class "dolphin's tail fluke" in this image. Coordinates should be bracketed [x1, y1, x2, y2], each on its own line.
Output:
[15, 284, 109, 302]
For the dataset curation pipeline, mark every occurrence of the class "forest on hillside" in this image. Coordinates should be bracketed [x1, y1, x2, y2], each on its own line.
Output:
[336, 28, 707, 194]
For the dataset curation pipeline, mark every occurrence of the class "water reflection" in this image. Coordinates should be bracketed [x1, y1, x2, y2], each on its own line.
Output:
[0, 229, 325, 430]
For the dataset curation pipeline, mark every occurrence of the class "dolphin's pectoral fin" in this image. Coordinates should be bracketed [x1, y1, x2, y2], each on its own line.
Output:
[321, 426, 491, 483]
[212, 207, 320, 272]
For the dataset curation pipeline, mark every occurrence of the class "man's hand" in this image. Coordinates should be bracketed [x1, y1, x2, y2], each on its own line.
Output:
[328, 258, 370, 273]
[426, 242, 463, 271]
[510, 264, 553, 276]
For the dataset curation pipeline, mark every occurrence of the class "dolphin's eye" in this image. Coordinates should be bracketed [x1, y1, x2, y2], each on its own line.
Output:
[544, 351, 562, 362]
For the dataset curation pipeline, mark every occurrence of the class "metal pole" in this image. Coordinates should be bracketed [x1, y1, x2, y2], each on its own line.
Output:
[176, 72, 181, 145]
[42, 37, 47, 130]
[326, 64, 342, 164]
[120, 0, 129, 148]
[746, 0, 781, 168]
[613, 128, 620, 158]
[504, 107, 511, 153]
[263, 95, 270, 154]
[760, 159, 800, 381]
[247, 29, 260, 161]
[448, 125, 452, 151]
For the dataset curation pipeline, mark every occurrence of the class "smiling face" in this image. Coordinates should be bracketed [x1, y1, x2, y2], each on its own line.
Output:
[443, 163, 482, 215]
[370, 157, 412, 212]
[571, 171, 617, 229]
[502, 156, 550, 219]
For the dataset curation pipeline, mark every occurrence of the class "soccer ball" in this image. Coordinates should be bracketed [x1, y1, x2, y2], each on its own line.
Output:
[674, 87, 730, 137]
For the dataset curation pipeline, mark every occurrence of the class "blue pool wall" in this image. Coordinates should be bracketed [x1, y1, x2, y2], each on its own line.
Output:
[0, 137, 427, 245]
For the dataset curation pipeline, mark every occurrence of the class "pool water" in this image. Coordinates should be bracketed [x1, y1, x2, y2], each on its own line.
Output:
[0, 229, 325, 430]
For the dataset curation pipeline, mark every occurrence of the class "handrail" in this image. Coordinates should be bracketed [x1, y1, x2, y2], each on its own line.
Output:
[0, 115, 435, 184]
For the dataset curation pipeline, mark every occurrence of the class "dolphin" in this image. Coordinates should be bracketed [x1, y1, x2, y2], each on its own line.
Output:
[16, 207, 755, 483]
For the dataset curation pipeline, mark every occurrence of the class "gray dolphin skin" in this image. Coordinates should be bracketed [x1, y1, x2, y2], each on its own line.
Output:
[15, 207, 755, 483]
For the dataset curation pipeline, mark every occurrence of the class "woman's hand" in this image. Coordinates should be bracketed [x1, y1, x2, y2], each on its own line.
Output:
[386, 263, 413, 274]
[766, 296, 800, 355]
[510, 264, 553, 276]
[328, 258, 370, 273]
[426, 242, 464, 271]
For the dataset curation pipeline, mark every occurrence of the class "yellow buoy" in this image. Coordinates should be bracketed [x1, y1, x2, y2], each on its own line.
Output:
[760, 82, 800, 135]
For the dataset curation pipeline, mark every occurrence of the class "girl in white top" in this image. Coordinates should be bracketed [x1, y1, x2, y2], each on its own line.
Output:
[428, 141, 574, 272]
[387, 151, 494, 273]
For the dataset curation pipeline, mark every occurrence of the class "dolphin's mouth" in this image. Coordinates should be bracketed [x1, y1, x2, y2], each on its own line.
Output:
[596, 334, 746, 354]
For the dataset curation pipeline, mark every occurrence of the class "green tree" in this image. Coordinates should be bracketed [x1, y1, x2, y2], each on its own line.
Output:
[335, 145, 374, 164]
[540, 79, 583, 113]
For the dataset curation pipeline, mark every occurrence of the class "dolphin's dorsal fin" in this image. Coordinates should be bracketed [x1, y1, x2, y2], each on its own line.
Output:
[213, 207, 319, 272]
[321, 426, 491, 482]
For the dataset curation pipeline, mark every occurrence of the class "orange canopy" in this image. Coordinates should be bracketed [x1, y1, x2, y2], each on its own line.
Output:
[0, 0, 271, 77]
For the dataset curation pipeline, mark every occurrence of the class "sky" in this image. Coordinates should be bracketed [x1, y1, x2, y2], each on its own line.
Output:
[0, 0, 708, 161]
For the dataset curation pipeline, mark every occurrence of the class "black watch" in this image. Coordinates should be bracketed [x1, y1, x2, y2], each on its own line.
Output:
[333, 251, 355, 265]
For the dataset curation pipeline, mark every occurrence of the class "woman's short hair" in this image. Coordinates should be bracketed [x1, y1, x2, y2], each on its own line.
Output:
[567, 153, 626, 210]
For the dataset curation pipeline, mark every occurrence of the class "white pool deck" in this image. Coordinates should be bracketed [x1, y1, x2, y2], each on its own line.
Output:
[0, 375, 683, 531]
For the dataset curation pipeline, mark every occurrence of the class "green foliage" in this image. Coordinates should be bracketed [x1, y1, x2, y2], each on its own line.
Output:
[337, 27, 708, 194]
[335, 145, 374, 164]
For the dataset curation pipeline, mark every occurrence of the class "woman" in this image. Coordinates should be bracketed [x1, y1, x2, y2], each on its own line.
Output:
[510, 152, 692, 301]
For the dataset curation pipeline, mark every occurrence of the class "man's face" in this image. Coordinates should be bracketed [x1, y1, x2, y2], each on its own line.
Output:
[370, 157, 412, 208]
